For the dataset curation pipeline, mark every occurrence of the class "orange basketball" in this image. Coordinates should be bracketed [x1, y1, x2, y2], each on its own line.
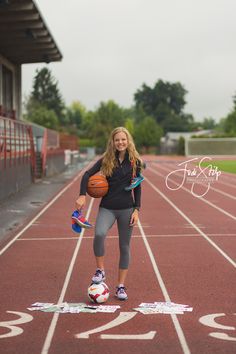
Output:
[87, 175, 109, 198]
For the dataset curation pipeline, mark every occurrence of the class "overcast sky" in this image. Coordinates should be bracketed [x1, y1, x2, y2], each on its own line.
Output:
[22, 0, 236, 122]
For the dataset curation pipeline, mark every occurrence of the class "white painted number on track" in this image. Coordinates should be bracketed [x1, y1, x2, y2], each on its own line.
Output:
[199, 313, 236, 341]
[0, 311, 33, 339]
[75, 311, 156, 340]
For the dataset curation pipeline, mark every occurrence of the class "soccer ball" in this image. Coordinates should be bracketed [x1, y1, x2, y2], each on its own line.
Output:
[88, 282, 110, 304]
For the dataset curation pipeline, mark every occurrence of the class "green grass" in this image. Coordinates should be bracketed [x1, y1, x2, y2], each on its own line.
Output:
[200, 160, 236, 174]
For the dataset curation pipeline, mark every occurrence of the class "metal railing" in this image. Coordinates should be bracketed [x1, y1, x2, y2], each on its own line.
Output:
[0, 116, 35, 176]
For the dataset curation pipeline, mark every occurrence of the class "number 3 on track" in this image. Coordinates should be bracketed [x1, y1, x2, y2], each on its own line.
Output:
[0, 311, 33, 339]
[199, 313, 236, 341]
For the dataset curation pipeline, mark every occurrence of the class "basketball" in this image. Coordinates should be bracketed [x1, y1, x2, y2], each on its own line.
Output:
[87, 175, 108, 198]
[88, 282, 110, 304]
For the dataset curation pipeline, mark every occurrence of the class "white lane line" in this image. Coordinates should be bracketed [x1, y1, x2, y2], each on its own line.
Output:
[155, 164, 236, 200]
[17, 237, 83, 241]
[217, 179, 236, 189]
[148, 166, 236, 221]
[138, 219, 191, 354]
[214, 172, 236, 183]
[145, 176, 236, 268]
[0, 162, 93, 256]
[41, 198, 94, 354]
[17, 233, 236, 241]
[16, 234, 198, 241]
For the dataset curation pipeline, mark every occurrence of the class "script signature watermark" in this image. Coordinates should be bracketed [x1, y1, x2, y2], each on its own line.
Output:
[165, 157, 221, 197]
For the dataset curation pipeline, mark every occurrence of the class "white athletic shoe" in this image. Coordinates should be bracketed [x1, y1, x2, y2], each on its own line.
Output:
[91, 269, 105, 284]
[116, 286, 128, 300]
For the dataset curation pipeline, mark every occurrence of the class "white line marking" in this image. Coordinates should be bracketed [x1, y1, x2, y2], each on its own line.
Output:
[199, 313, 235, 330]
[148, 166, 236, 221]
[218, 179, 236, 189]
[205, 185, 236, 200]
[41, 198, 94, 354]
[75, 312, 137, 339]
[199, 313, 236, 341]
[0, 311, 33, 338]
[17, 237, 81, 241]
[17, 233, 236, 241]
[17, 234, 198, 241]
[210, 332, 236, 341]
[0, 162, 93, 256]
[75, 312, 156, 340]
[145, 176, 236, 268]
[138, 219, 191, 354]
[101, 331, 157, 340]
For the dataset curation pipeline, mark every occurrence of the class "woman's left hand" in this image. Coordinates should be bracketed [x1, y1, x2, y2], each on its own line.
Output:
[130, 209, 139, 226]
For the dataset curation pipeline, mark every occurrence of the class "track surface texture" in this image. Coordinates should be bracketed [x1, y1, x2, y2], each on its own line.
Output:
[0, 155, 236, 354]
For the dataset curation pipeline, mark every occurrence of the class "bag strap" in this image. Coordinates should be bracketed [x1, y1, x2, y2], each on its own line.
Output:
[130, 159, 136, 178]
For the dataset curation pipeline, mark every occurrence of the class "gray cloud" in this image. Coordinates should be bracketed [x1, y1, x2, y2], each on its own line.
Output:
[22, 0, 236, 121]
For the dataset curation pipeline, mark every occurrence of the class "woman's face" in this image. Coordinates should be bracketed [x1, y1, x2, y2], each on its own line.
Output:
[113, 131, 128, 152]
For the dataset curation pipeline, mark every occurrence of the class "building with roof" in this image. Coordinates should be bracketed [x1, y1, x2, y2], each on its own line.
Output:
[0, 0, 62, 119]
[0, 0, 65, 201]
[160, 130, 213, 155]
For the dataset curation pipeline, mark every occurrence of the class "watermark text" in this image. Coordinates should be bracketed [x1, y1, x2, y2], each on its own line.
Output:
[165, 157, 221, 197]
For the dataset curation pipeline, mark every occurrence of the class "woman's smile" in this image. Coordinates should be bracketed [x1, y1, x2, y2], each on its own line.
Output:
[114, 132, 128, 151]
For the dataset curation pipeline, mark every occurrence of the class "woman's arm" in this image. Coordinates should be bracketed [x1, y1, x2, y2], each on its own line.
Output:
[133, 183, 141, 209]
[75, 158, 102, 210]
[130, 208, 139, 226]
[130, 183, 141, 225]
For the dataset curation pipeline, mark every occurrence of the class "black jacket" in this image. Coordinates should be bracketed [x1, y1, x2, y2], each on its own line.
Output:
[80, 153, 141, 210]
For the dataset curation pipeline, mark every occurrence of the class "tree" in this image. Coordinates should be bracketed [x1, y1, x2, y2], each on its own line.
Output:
[233, 92, 236, 111]
[220, 94, 236, 135]
[91, 100, 126, 149]
[134, 116, 163, 151]
[201, 117, 216, 130]
[224, 110, 236, 134]
[80, 110, 95, 138]
[27, 105, 59, 130]
[125, 118, 135, 136]
[134, 79, 190, 133]
[134, 80, 187, 116]
[29, 67, 65, 125]
[177, 136, 185, 155]
[161, 112, 195, 132]
[65, 101, 87, 129]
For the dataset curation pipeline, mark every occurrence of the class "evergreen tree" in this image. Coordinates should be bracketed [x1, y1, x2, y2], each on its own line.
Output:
[27, 67, 65, 126]
[32, 67, 64, 115]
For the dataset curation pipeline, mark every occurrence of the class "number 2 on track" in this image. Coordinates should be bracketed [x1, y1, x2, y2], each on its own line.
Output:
[75, 311, 156, 340]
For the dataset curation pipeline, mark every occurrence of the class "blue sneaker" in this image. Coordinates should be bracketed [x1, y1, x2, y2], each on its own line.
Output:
[71, 219, 82, 233]
[125, 175, 144, 191]
[71, 210, 92, 229]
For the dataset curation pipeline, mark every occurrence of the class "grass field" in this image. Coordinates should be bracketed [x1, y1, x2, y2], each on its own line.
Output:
[200, 160, 236, 174]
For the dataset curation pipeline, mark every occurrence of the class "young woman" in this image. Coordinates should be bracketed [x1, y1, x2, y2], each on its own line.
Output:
[75, 127, 143, 300]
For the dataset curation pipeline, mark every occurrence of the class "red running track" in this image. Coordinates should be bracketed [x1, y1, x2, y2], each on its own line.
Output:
[0, 156, 236, 354]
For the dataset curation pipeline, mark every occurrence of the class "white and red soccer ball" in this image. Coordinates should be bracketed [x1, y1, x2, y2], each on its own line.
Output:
[88, 282, 109, 303]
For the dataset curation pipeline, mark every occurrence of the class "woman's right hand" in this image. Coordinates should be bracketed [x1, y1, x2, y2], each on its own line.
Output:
[75, 195, 86, 210]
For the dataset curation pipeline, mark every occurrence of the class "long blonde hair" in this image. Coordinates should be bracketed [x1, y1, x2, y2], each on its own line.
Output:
[101, 127, 142, 177]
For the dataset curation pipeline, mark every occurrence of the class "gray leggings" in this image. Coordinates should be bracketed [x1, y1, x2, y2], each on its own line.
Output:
[94, 207, 134, 269]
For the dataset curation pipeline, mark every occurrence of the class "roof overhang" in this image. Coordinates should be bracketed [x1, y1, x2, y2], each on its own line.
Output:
[0, 0, 62, 64]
